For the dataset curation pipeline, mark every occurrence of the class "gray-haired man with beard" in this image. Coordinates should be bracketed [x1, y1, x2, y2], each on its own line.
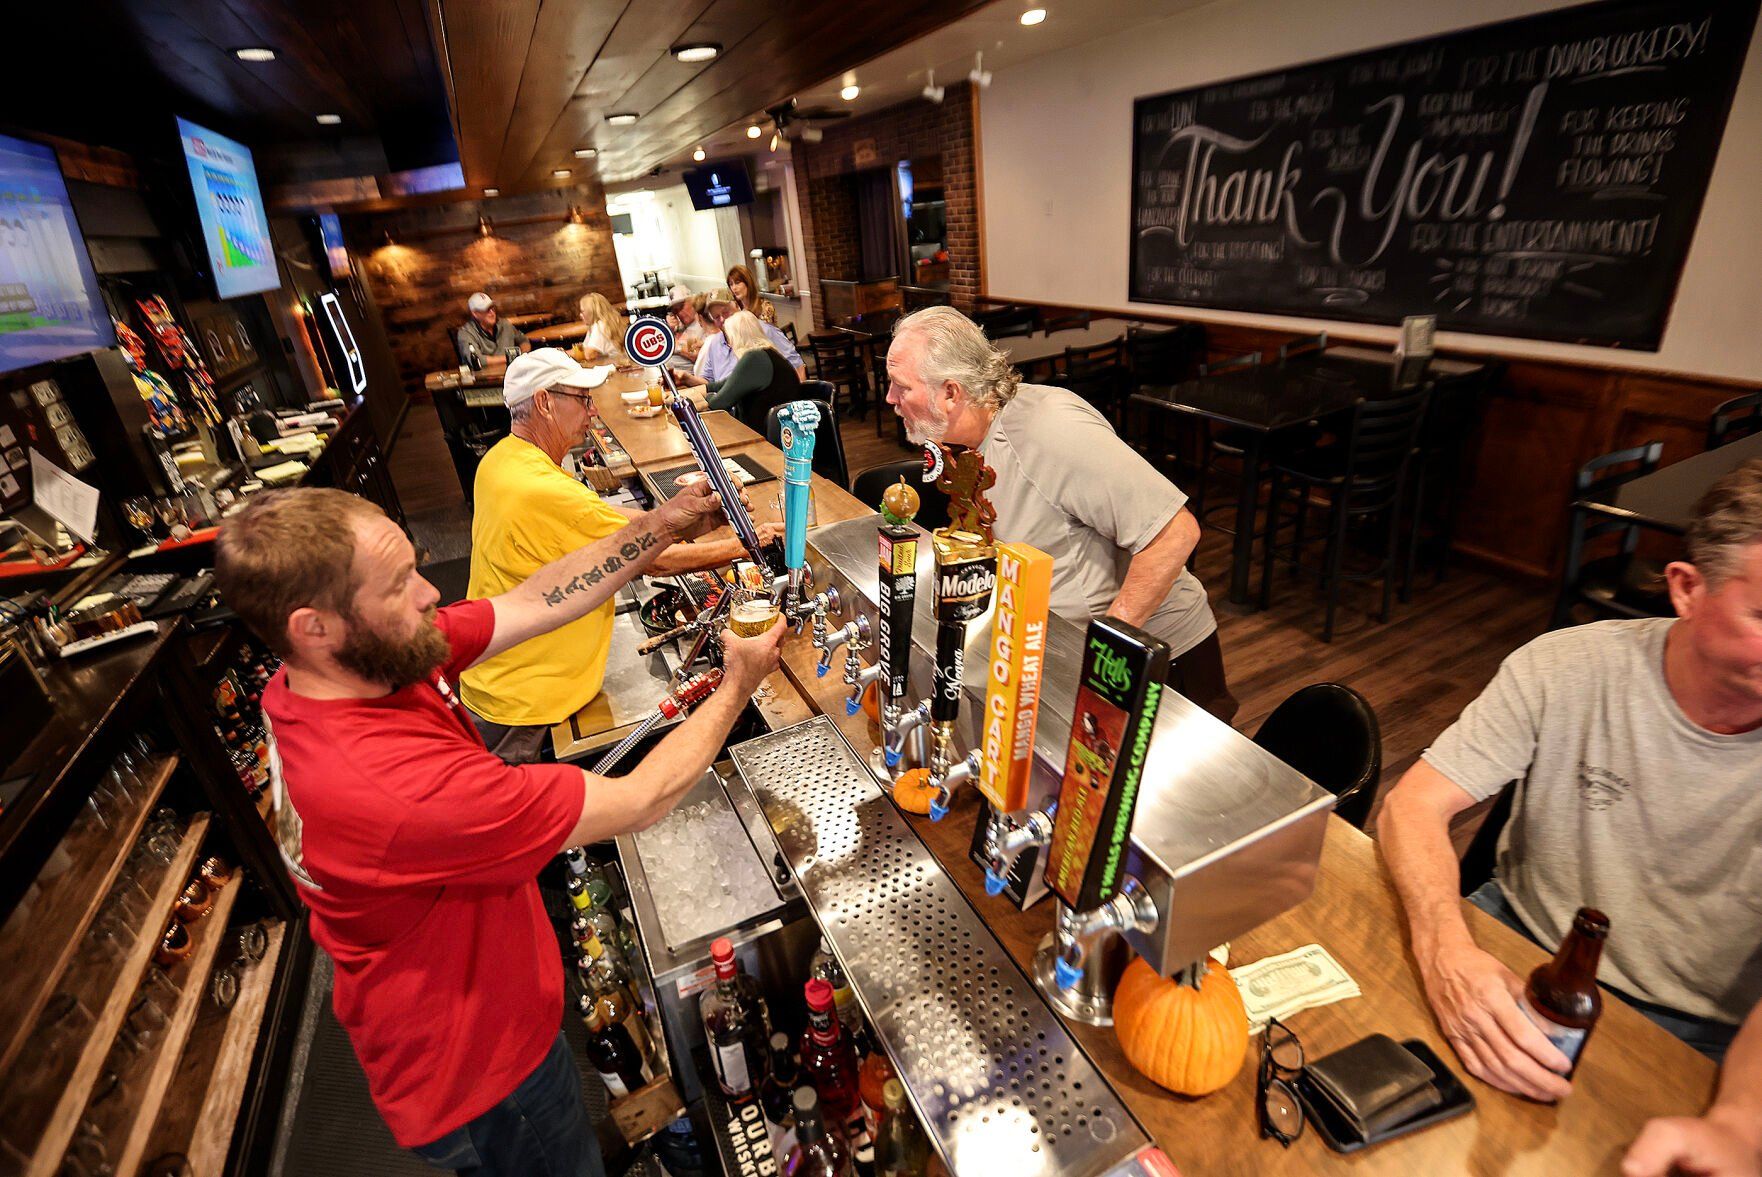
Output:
[883, 306, 1236, 721]
[214, 485, 784, 1176]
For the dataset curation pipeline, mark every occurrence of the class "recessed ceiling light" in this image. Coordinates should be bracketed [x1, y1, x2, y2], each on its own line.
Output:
[606, 112, 638, 126]
[552, 168, 572, 178]
[693, 146, 706, 162]
[315, 113, 342, 125]
[746, 125, 762, 139]
[1021, 7, 1047, 25]
[483, 188, 500, 196]
[234, 47, 276, 63]
[670, 43, 721, 64]
[573, 147, 597, 158]
[840, 84, 860, 101]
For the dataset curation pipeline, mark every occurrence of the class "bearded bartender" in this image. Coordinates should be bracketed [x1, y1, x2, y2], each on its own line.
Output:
[214, 484, 784, 1177]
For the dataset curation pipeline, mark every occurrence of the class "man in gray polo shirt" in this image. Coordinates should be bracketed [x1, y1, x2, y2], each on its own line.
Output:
[1381, 460, 1762, 1128]
[884, 307, 1234, 721]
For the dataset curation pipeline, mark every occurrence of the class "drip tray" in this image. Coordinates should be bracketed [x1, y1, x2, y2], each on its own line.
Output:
[729, 717, 1149, 1177]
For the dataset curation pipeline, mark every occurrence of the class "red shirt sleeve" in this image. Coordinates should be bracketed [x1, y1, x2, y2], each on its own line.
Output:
[438, 599, 496, 681]
[379, 747, 586, 888]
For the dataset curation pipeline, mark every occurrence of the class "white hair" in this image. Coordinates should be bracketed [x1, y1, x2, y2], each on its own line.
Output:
[723, 310, 775, 358]
[892, 306, 1021, 411]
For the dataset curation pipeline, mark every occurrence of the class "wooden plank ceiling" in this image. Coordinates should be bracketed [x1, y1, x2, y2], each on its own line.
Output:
[431, 0, 996, 190]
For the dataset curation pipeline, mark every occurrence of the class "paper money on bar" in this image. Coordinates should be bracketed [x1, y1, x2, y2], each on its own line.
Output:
[1229, 943, 1363, 1031]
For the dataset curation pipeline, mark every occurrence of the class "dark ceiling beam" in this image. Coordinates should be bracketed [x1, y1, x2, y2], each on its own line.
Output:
[492, 0, 627, 183]
[433, 0, 543, 189]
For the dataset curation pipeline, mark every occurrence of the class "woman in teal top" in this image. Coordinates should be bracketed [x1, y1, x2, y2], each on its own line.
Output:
[686, 310, 801, 428]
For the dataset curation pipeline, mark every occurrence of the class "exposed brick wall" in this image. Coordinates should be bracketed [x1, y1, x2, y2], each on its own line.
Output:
[344, 185, 622, 397]
[796, 83, 980, 327]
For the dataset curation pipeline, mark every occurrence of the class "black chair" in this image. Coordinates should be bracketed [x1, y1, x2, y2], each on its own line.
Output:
[1708, 391, 1762, 450]
[1277, 331, 1328, 362]
[1549, 442, 1669, 629]
[1252, 683, 1381, 830]
[1040, 307, 1092, 334]
[849, 459, 951, 530]
[1057, 339, 1128, 423]
[1401, 361, 1503, 602]
[1125, 323, 1207, 471]
[1188, 352, 1265, 535]
[971, 304, 1038, 340]
[1017, 355, 1060, 385]
[805, 331, 865, 418]
[779, 321, 799, 347]
[1260, 387, 1431, 642]
[765, 396, 848, 489]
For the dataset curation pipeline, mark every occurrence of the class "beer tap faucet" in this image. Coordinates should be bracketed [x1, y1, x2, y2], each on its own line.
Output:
[813, 614, 869, 678]
[1049, 877, 1159, 991]
[844, 660, 883, 716]
[884, 699, 931, 771]
[806, 586, 842, 642]
[926, 743, 979, 823]
[981, 805, 1056, 896]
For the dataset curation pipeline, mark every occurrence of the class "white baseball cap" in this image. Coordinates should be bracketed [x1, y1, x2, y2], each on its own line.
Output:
[467, 292, 494, 313]
[666, 283, 692, 306]
[503, 348, 613, 409]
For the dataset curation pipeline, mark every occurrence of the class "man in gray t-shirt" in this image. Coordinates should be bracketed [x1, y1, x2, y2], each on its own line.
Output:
[1380, 458, 1762, 1144]
[883, 308, 1234, 721]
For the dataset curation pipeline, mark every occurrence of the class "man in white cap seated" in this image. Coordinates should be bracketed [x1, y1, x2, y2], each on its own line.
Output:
[456, 292, 530, 368]
[462, 349, 782, 762]
[694, 287, 803, 380]
[664, 283, 705, 366]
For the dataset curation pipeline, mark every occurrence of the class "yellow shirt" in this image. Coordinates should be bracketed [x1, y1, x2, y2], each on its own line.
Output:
[460, 436, 629, 726]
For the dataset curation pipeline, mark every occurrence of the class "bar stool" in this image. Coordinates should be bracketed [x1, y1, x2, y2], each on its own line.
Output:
[1549, 442, 1669, 629]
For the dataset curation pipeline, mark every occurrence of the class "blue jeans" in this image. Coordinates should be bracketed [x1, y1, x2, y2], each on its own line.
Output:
[410, 1032, 605, 1177]
[1468, 880, 1738, 1063]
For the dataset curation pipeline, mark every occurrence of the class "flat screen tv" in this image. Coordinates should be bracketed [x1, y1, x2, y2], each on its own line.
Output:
[682, 160, 753, 211]
[317, 213, 349, 279]
[0, 134, 115, 375]
[176, 116, 281, 299]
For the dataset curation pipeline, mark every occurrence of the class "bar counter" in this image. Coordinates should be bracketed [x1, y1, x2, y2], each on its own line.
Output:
[575, 371, 1716, 1175]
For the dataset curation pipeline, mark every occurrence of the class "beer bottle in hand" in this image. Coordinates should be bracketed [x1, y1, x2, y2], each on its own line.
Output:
[1520, 907, 1609, 1076]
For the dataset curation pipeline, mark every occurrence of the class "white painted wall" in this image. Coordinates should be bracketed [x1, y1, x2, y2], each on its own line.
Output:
[980, 0, 1762, 381]
[602, 183, 731, 292]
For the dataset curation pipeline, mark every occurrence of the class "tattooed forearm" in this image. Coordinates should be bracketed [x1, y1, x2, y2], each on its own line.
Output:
[540, 531, 659, 606]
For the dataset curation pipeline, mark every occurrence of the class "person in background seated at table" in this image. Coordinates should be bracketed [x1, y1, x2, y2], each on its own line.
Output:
[456, 292, 529, 367]
[577, 291, 625, 362]
[694, 288, 803, 380]
[463, 349, 782, 763]
[673, 311, 802, 429]
[726, 263, 777, 326]
[884, 306, 1236, 722]
[663, 284, 705, 366]
[1382, 459, 1762, 1104]
[1624, 999, 1762, 1176]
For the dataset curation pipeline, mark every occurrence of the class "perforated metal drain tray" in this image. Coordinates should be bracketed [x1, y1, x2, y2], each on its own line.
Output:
[729, 717, 1150, 1177]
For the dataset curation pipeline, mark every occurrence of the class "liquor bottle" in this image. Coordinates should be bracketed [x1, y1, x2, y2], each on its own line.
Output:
[565, 873, 595, 914]
[581, 857, 614, 907]
[701, 937, 772, 1099]
[579, 932, 639, 1008]
[787, 1087, 854, 1177]
[809, 937, 867, 1050]
[579, 992, 650, 1098]
[858, 1049, 896, 1135]
[585, 968, 655, 1069]
[874, 1079, 929, 1176]
[1520, 907, 1610, 1075]
[800, 979, 861, 1126]
[762, 1031, 802, 1127]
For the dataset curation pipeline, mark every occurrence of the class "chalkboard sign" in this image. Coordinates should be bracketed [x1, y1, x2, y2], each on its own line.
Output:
[1128, 0, 1759, 348]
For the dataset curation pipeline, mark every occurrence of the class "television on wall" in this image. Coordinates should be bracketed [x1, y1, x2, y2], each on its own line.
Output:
[317, 213, 349, 280]
[0, 133, 115, 375]
[176, 116, 281, 300]
[682, 160, 753, 211]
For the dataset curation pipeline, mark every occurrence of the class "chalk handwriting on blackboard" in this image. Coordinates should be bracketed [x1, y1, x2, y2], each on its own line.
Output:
[1127, 1, 1756, 349]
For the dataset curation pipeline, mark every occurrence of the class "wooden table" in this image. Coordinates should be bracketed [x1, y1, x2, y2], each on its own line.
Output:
[527, 320, 589, 346]
[507, 311, 557, 330]
[586, 377, 757, 468]
[762, 578, 1717, 1176]
[1596, 429, 1762, 535]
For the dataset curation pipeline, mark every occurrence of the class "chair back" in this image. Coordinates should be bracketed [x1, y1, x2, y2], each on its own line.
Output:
[1337, 387, 1430, 501]
[779, 321, 799, 346]
[1709, 390, 1762, 449]
[1571, 441, 1664, 557]
[1199, 351, 1261, 376]
[1252, 683, 1381, 830]
[1277, 331, 1328, 362]
[849, 459, 952, 530]
[1127, 323, 1205, 386]
[1061, 339, 1126, 378]
[765, 397, 848, 488]
[972, 304, 1038, 340]
[1039, 307, 1092, 334]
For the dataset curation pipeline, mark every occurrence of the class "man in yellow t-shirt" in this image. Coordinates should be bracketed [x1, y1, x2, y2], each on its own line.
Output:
[462, 349, 780, 762]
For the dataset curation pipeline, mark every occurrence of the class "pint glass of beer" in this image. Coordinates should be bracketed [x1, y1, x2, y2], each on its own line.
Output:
[727, 595, 780, 638]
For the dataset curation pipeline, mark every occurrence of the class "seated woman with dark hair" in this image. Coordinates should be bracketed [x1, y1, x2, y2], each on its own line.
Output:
[679, 310, 801, 428]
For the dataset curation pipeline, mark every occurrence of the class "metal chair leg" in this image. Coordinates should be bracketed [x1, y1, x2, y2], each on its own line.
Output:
[1260, 468, 1284, 610]
[1322, 499, 1348, 643]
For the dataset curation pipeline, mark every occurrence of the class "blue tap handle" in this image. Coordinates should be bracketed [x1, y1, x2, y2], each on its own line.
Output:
[983, 868, 1008, 896]
[816, 661, 830, 679]
[884, 744, 903, 768]
[845, 695, 862, 716]
[1054, 957, 1084, 991]
[929, 797, 948, 822]
[777, 400, 820, 572]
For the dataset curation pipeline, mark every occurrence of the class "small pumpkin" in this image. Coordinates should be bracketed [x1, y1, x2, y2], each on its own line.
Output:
[891, 768, 936, 815]
[1112, 957, 1249, 1096]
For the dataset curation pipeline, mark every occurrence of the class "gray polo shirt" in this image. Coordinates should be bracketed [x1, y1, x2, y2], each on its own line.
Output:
[976, 383, 1215, 658]
[1424, 618, 1762, 1024]
[456, 317, 527, 365]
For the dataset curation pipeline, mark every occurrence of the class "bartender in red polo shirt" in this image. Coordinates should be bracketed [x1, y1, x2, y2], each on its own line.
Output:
[215, 483, 782, 1176]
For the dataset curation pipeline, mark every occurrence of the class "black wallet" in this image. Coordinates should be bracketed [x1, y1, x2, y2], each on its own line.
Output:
[1300, 1035, 1455, 1146]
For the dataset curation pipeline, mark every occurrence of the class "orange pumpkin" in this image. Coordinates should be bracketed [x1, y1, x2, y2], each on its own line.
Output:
[891, 769, 936, 814]
[1112, 957, 1248, 1096]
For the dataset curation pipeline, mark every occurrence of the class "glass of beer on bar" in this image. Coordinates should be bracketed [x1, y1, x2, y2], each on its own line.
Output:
[728, 594, 781, 638]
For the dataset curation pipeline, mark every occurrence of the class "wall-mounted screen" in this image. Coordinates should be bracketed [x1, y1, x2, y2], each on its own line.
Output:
[318, 292, 366, 398]
[0, 134, 115, 375]
[176, 116, 281, 300]
[683, 160, 754, 211]
[317, 213, 349, 280]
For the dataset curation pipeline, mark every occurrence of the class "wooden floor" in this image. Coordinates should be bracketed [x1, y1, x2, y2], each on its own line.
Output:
[386, 392, 1552, 828]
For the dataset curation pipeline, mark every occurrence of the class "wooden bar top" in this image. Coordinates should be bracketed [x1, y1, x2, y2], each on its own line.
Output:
[761, 559, 1717, 1176]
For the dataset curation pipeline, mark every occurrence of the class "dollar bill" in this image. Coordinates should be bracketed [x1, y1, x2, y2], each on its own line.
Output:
[1230, 943, 1362, 1030]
